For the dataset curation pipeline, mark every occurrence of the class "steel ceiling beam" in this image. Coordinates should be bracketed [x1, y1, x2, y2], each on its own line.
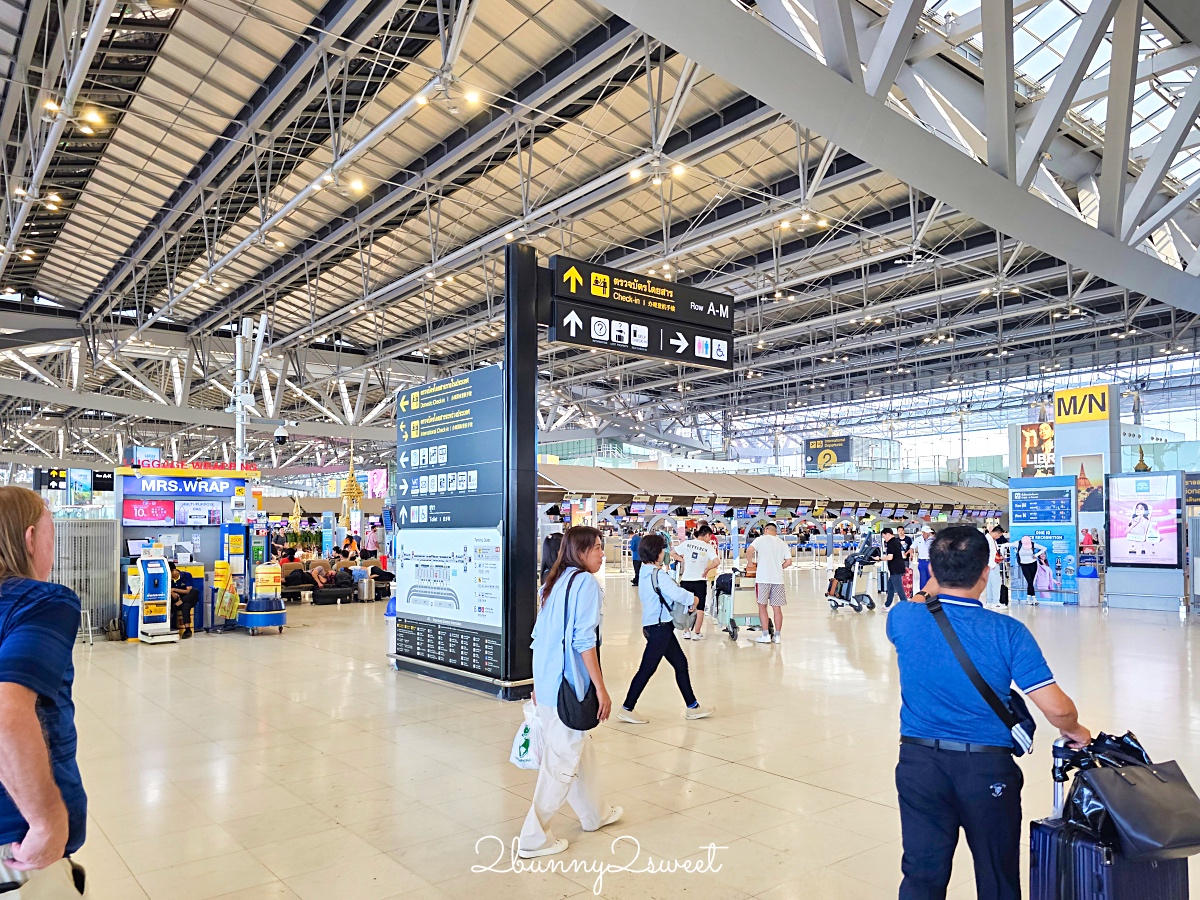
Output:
[595, 0, 1200, 312]
[78, 0, 398, 322]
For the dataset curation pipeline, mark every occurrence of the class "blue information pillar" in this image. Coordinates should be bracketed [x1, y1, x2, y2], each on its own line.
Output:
[1008, 476, 1078, 603]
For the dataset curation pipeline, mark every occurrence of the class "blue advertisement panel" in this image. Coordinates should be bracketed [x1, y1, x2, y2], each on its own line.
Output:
[1008, 476, 1078, 603]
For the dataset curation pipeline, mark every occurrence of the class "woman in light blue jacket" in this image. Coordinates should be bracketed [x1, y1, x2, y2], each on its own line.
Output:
[519, 526, 621, 858]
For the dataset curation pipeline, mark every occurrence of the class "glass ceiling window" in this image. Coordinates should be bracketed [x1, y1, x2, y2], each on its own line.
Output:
[924, 0, 1198, 187]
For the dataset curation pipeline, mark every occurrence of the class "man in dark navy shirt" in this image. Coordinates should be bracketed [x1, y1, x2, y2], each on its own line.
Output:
[887, 525, 1089, 900]
[0, 487, 87, 894]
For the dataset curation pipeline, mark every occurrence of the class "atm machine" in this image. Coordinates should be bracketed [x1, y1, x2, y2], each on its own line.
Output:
[136, 545, 177, 644]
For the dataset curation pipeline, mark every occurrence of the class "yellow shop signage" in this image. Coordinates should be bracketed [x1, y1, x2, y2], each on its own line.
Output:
[1054, 385, 1110, 423]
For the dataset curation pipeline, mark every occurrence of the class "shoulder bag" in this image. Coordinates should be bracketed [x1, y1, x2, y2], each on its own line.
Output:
[924, 595, 1036, 755]
[555, 571, 600, 731]
[651, 568, 694, 631]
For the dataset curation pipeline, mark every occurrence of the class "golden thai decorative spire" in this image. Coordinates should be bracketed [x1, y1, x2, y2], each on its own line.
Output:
[339, 442, 364, 527]
[1133, 445, 1151, 472]
[290, 495, 303, 528]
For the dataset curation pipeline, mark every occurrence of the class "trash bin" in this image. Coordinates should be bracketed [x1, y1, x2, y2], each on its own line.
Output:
[1077, 565, 1100, 607]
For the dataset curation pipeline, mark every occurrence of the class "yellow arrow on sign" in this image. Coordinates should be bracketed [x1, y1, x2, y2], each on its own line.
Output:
[563, 265, 583, 292]
[398, 394, 409, 413]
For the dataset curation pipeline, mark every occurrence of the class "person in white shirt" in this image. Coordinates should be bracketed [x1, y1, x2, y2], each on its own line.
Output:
[746, 522, 792, 644]
[984, 526, 1002, 606]
[913, 525, 934, 590]
[670, 524, 719, 640]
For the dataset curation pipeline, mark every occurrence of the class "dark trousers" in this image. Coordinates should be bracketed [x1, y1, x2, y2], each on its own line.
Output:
[886, 572, 908, 605]
[896, 743, 1023, 900]
[171, 588, 199, 630]
[631, 560, 642, 584]
[622, 622, 697, 710]
[1020, 561, 1038, 597]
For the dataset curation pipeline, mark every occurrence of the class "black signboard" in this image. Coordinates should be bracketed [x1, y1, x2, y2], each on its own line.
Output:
[1185, 473, 1200, 506]
[93, 470, 114, 492]
[1010, 488, 1073, 524]
[35, 468, 68, 490]
[805, 436, 852, 472]
[395, 365, 503, 529]
[549, 298, 734, 370]
[392, 365, 507, 682]
[550, 255, 733, 332]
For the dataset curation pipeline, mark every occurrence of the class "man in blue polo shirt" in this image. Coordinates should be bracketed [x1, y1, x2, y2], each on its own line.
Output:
[887, 525, 1089, 900]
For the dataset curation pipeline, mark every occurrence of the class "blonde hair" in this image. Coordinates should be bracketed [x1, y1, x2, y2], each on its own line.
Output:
[0, 486, 48, 581]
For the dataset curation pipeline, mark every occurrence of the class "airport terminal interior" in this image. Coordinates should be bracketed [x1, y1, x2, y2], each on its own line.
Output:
[3, 0, 1200, 896]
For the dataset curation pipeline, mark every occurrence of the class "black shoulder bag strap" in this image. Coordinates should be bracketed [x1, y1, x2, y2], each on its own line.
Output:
[560, 570, 582, 650]
[925, 596, 1019, 734]
[650, 568, 671, 624]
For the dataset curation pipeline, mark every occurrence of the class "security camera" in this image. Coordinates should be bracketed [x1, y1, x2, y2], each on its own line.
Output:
[273, 424, 289, 445]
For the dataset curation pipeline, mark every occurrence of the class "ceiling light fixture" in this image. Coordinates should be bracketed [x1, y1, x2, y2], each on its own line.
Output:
[464, 90, 480, 104]
[671, 164, 686, 176]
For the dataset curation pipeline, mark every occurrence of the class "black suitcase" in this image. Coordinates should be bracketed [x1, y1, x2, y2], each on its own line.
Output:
[1031, 740, 1190, 899]
[312, 588, 352, 606]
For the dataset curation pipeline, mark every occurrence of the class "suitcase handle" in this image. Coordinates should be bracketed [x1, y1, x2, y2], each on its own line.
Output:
[1053, 736, 1073, 816]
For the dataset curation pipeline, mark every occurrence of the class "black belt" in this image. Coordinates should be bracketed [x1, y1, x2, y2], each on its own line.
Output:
[901, 736, 1011, 754]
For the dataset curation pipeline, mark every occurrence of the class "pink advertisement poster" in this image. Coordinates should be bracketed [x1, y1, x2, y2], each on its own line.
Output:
[1107, 474, 1180, 568]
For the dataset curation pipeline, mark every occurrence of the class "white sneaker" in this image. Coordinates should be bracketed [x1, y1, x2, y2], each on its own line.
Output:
[755, 633, 773, 643]
[617, 708, 649, 725]
[685, 705, 715, 720]
[681, 631, 693, 640]
[772, 632, 781, 643]
[690, 631, 706, 641]
[518, 838, 568, 858]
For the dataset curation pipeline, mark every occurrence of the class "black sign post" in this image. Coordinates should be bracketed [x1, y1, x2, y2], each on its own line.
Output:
[547, 255, 735, 368]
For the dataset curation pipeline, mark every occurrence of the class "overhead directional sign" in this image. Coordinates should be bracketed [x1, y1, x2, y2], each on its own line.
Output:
[550, 255, 734, 332]
[550, 299, 734, 370]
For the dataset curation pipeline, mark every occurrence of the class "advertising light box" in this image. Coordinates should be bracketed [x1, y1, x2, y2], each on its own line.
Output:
[123, 499, 176, 526]
[1106, 472, 1182, 569]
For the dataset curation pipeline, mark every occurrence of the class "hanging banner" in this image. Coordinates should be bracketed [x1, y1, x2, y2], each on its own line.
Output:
[804, 436, 852, 472]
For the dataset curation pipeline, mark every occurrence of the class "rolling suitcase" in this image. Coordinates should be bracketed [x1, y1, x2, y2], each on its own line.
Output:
[1030, 740, 1190, 899]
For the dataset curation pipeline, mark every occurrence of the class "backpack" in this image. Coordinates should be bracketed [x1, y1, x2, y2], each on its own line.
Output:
[333, 569, 355, 588]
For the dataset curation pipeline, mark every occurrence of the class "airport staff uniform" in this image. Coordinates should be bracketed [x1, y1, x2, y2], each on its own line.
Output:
[520, 568, 608, 853]
[887, 593, 1056, 900]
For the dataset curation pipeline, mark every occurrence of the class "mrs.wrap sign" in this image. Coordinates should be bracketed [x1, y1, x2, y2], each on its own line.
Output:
[121, 475, 242, 498]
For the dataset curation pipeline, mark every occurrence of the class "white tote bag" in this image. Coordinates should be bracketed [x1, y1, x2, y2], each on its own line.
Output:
[509, 701, 543, 770]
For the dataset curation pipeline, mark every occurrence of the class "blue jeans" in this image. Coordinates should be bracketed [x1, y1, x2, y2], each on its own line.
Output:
[886, 572, 907, 605]
[917, 559, 930, 590]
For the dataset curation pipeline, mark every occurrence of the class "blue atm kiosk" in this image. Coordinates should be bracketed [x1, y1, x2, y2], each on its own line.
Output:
[137, 553, 177, 643]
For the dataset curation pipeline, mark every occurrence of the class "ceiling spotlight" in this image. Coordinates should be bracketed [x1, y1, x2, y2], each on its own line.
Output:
[220, 281, 229, 288]
[504, 232, 514, 241]
[350, 179, 364, 192]
[671, 164, 686, 176]
[464, 90, 480, 104]
[780, 220, 790, 230]
[323, 173, 334, 183]
[274, 239, 285, 248]
[651, 174, 663, 186]
[44, 99, 59, 112]
[415, 94, 428, 105]
[81, 108, 103, 125]
[660, 263, 670, 270]
[44, 202, 57, 211]
[47, 194, 60, 203]
[817, 218, 829, 227]
[78, 124, 94, 135]
[13, 187, 25, 196]
[629, 168, 642, 180]
[800, 211, 812, 222]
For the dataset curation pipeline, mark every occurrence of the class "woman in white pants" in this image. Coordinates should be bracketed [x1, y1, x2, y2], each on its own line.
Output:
[519, 526, 622, 858]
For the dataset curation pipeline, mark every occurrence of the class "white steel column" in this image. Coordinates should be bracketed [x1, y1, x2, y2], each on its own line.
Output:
[981, 0, 1016, 179]
[1097, 0, 1144, 237]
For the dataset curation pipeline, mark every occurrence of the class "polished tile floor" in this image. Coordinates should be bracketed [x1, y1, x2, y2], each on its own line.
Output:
[69, 564, 1200, 899]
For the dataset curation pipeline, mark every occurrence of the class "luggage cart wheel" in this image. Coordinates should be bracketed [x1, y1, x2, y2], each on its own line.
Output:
[865, 597, 876, 610]
[828, 598, 839, 611]
[849, 596, 862, 613]
[278, 626, 284, 633]
[728, 622, 739, 641]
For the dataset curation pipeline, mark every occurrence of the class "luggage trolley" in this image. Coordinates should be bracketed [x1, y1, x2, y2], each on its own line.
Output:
[713, 569, 772, 641]
[826, 551, 879, 613]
